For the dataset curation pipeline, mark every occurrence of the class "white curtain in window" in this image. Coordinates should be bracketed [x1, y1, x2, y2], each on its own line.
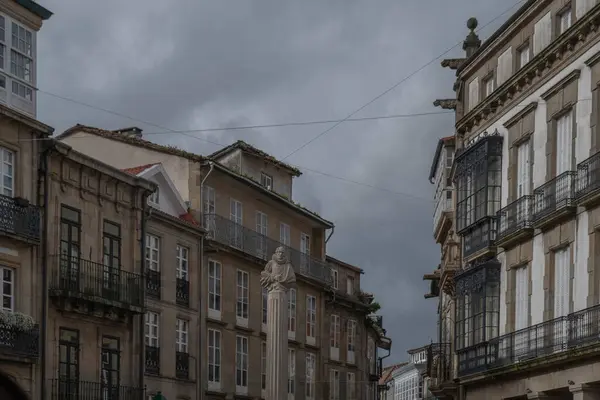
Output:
[556, 111, 573, 176]
[517, 140, 531, 197]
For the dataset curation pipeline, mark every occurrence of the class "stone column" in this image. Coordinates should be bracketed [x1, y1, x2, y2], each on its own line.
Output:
[266, 286, 289, 400]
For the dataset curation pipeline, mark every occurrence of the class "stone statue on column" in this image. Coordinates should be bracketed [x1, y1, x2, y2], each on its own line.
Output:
[260, 246, 296, 400]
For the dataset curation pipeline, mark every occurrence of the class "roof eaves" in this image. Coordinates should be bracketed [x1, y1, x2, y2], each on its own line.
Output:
[326, 255, 364, 274]
[14, 0, 53, 20]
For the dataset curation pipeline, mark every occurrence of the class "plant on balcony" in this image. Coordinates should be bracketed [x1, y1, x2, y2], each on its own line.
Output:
[0, 310, 35, 331]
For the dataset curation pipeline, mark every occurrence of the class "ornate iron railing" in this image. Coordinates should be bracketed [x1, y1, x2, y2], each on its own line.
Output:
[0, 195, 41, 241]
[146, 269, 160, 299]
[176, 351, 189, 379]
[532, 171, 576, 222]
[145, 345, 160, 375]
[576, 150, 600, 199]
[203, 213, 332, 285]
[49, 255, 144, 310]
[176, 278, 189, 307]
[50, 379, 145, 400]
[0, 323, 39, 358]
[456, 304, 600, 377]
[428, 342, 452, 387]
[497, 195, 533, 240]
[462, 218, 497, 258]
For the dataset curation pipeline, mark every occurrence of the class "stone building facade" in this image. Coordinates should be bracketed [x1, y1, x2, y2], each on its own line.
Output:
[427, 1, 600, 399]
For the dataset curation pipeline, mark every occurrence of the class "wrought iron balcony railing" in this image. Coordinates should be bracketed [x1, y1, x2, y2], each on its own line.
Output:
[146, 269, 160, 299]
[576, 150, 600, 201]
[0, 323, 39, 359]
[49, 255, 144, 311]
[532, 171, 576, 223]
[457, 303, 600, 377]
[203, 213, 332, 285]
[427, 342, 452, 386]
[496, 195, 534, 242]
[176, 351, 190, 379]
[176, 278, 189, 307]
[50, 379, 145, 400]
[462, 218, 497, 258]
[0, 195, 41, 242]
[145, 345, 160, 375]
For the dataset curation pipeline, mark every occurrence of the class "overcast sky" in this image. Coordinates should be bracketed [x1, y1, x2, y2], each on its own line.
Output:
[37, 0, 520, 363]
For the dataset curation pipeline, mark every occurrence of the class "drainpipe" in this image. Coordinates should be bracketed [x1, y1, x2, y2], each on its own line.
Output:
[325, 225, 335, 244]
[139, 192, 150, 399]
[200, 162, 215, 222]
[40, 141, 52, 400]
[377, 347, 391, 400]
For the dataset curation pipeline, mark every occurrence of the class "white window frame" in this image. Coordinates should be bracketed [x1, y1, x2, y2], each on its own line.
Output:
[288, 348, 296, 397]
[329, 369, 340, 400]
[256, 211, 268, 260]
[175, 318, 188, 353]
[230, 198, 243, 248]
[1, 266, 14, 311]
[176, 245, 189, 281]
[262, 286, 268, 332]
[305, 353, 316, 400]
[208, 329, 221, 389]
[556, 110, 573, 176]
[145, 312, 159, 347]
[559, 7, 572, 34]
[331, 268, 338, 290]
[280, 222, 291, 246]
[554, 246, 571, 318]
[260, 172, 273, 190]
[0, 147, 14, 197]
[203, 185, 216, 232]
[306, 295, 317, 345]
[485, 77, 494, 97]
[514, 265, 530, 357]
[145, 234, 160, 272]
[236, 269, 249, 326]
[261, 341, 267, 396]
[208, 260, 222, 319]
[300, 233, 310, 269]
[288, 288, 296, 339]
[347, 319, 356, 364]
[517, 139, 532, 197]
[330, 314, 340, 360]
[347, 372, 356, 400]
[518, 45, 530, 69]
[235, 335, 249, 394]
[4, 20, 35, 106]
[148, 188, 159, 206]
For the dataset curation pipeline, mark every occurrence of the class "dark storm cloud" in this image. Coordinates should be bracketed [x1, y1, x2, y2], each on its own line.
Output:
[37, 0, 517, 362]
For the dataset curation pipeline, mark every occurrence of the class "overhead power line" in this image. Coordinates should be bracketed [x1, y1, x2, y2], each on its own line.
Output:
[279, 0, 528, 161]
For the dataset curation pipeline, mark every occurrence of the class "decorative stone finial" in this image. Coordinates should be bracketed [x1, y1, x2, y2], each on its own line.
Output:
[463, 17, 481, 58]
[467, 17, 478, 31]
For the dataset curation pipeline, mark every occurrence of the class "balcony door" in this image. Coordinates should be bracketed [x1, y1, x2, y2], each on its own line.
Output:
[555, 111, 573, 204]
[102, 221, 121, 301]
[203, 186, 216, 235]
[230, 199, 243, 249]
[58, 328, 80, 400]
[256, 211, 268, 260]
[101, 336, 120, 400]
[300, 233, 310, 273]
[60, 206, 81, 292]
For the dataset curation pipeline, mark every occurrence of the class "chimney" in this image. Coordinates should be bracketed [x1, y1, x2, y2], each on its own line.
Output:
[463, 17, 481, 58]
[113, 127, 143, 139]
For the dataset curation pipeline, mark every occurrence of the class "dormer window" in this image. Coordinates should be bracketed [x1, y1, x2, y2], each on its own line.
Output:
[260, 173, 273, 190]
[148, 188, 159, 205]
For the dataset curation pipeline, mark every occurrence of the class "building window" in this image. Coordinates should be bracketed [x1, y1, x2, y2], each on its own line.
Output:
[300, 233, 310, 269]
[235, 335, 248, 391]
[260, 172, 273, 190]
[331, 269, 338, 289]
[288, 288, 296, 335]
[556, 110, 573, 175]
[330, 314, 340, 352]
[305, 353, 316, 400]
[518, 44, 530, 69]
[60, 205, 81, 291]
[145, 234, 160, 271]
[256, 211, 268, 260]
[347, 319, 356, 363]
[103, 221, 121, 293]
[236, 270, 249, 325]
[261, 341, 267, 391]
[208, 329, 221, 385]
[288, 348, 296, 395]
[145, 312, 160, 347]
[230, 198, 243, 248]
[101, 336, 120, 392]
[262, 286, 268, 327]
[208, 260, 221, 317]
[59, 328, 79, 383]
[306, 295, 317, 341]
[280, 222, 290, 246]
[559, 7, 572, 34]
[0, 17, 5, 70]
[554, 247, 571, 318]
[368, 338, 376, 374]
[445, 148, 453, 168]
[203, 186, 216, 230]
[329, 369, 339, 400]
[176, 319, 188, 353]
[1, 267, 13, 311]
[394, 371, 420, 400]
[517, 139, 531, 197]
[346, 276, 354, 295]
[176, 245, 188, 281]
[0, 147, 14, 196]
[347, 372, 356, 400]
[484, 76, 494, 97]
[455, 259, 500, 374]
[148, 188, 159, 205]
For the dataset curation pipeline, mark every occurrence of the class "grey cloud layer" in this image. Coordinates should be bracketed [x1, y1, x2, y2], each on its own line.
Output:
[38, 0, 511, 362]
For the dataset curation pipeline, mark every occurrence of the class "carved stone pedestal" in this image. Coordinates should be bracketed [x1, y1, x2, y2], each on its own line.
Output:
[265, 287, 289, 400]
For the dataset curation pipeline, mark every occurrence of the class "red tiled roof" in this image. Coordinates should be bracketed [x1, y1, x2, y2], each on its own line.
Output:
[379, 362, 408, 385]
[121, 163, 159, 176]
[179, 212, 200, 226]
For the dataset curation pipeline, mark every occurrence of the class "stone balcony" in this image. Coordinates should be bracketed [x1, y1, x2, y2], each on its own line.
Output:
[576, 150, 600, 207]
[496, 195, 534, 249]
[50, 379, 145, 400]
[0, 195, 41, 243]
[532, 171, 577, 230]
[203, 213, 332, 285]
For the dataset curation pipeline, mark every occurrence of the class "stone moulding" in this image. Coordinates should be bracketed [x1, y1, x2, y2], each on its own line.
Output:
[456, 6, 600, 136]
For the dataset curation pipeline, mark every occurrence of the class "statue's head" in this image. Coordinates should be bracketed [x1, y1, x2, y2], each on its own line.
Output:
[273, 246, 287, 263]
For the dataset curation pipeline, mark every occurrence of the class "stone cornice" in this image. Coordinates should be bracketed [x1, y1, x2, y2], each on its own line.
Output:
[503, 102, 538, 129]
[433, 99, 457, 110]
[456, 7, 600, 136]
[441, 58, 466, 70]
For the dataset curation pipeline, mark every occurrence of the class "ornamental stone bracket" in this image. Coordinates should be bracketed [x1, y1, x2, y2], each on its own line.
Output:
[441, 58, 466, 70]
[433, 99, 457, 110]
